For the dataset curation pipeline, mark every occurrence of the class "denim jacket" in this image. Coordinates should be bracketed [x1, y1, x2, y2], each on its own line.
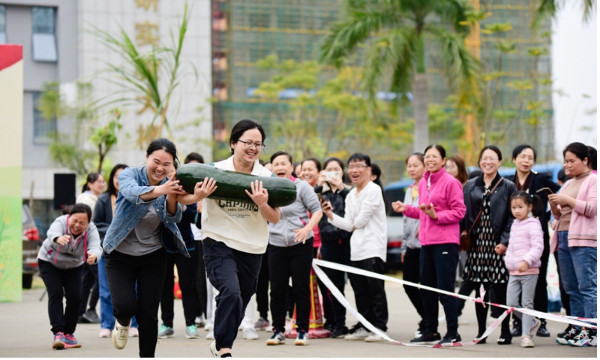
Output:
[102, 166, 187, 257]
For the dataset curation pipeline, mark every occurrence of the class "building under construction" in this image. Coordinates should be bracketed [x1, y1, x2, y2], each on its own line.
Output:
[210, 0, 554, 179]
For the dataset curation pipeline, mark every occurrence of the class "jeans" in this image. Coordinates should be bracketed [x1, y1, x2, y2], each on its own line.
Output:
[203, 237, 262, 350]
[420, 243, 459, 336]
[98, 256, 139, 330]
[319, 238, 351, 328]
[160, 249, 199, 327]
[349, 257, 388, 331]
[39, 260, 83, 335]
[105, 248, 166, 357]
[268, 239, 314, 333]
[506, 274, 538, 336]
[557, 230, 597, 320]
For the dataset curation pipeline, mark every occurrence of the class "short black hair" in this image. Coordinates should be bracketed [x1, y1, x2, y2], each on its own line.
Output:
[479, 145, 503, 162]
[348, 153, 371, 166]
[229, 119, 266, 155]
[147, 138, 179, 165]
[512, 144, 537, 162]
[184, 152, 205, 164]
[270, 150, 293, 164]
[71, 203, 92, 222]
[424, 144, 446, 159]
[563, 142, 589, 163]
[107, 164, 128, 197]
[301, 158, 322, 172]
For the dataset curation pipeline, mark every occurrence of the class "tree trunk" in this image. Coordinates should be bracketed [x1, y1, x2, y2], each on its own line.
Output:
[413, 73, 429, 152]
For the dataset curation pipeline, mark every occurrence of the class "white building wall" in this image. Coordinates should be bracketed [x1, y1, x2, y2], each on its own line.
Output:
[78, 0, 213, 168]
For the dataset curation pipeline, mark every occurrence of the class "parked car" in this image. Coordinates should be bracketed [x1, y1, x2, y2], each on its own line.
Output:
[22, 204, 40, 289]
[386, 215, 404, 270]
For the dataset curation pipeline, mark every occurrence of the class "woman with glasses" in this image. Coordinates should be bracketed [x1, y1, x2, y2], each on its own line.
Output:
[179, 119, 280, 358]
[462, 145, 517, 345]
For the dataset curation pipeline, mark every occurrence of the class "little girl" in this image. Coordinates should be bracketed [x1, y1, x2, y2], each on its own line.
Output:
[504, 191, 544, 348]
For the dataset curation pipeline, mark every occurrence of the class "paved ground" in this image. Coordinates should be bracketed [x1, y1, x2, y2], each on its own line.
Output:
[1, 275, 596, 358]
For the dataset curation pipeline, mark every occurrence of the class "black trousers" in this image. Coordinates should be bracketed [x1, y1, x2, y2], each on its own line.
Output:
[78, 263, 99, 315]
[403, 248, 423, 319]
[39, 260, 83, 335]
[194, 241, 207, 318]
[268, 239, 314, 333]
[420, 243, 459, 336]
[256, 250, 270, 320]
[203, 237, 262, 350]
[349, 257, 388, 331]
[474, 282, 510, 336]
[319, 238, 350, 328]
[313, 246, 333, 326]
[160, 249, 199, 327]
[105, 248, 166, 358]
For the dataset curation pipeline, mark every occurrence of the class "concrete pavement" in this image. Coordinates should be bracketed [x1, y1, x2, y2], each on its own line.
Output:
[0, 276, 596, 358]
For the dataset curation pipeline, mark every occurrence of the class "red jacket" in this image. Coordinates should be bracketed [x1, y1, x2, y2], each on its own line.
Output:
[404, 168, 466, 246]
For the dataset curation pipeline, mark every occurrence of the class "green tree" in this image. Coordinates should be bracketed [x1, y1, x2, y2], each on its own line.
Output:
[534, 0, 595, 26]
[320, 0, 482, 152]
[93, 3, 194, 149]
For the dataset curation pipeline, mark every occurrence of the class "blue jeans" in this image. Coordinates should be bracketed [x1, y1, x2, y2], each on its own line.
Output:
[98, 256, 138, 330]
[557, 231, 597, 320]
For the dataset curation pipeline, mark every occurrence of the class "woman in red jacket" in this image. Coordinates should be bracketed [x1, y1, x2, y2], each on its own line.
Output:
[392, 144, 466, 346]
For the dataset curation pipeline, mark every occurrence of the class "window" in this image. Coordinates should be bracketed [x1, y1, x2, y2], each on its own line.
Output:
[33, 92, 56, 144]
[0, 5, 6, 44]
[32, 7, 57, 62]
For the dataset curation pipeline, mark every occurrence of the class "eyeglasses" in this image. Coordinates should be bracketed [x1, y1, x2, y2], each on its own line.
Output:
[348, 164, 368, 170]
[237, 139, 265, 150]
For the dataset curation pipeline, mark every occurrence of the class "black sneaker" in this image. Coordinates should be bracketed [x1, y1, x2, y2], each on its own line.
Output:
[437, 333, 462, 346]
[557, 324, 574, 339]
[511, 319, 522, 337]
[410, 332, 441, 345]
[331, 326, 349, 338]
[536, 319, 550, 337]
[497, 331, 512, 345]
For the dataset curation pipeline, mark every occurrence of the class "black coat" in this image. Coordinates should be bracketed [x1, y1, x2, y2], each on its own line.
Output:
[505, 170, 561, 247]
[315, 183, 352, 243]
[462, 174, 517, 246]
[93, 192, 113, 243]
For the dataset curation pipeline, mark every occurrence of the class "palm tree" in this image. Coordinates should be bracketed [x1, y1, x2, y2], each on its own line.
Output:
[534, 0, 595, 27]
[320, 0, 482, 152]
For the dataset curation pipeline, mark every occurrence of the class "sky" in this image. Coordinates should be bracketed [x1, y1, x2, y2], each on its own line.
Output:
[551, 2, 598, 159]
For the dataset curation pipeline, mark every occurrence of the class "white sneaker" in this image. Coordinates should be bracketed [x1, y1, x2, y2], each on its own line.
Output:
[206, 330, 215, 340]
[520, 335, 535, 348]
[99, 328, 111, 338]
[112, 322, 130, 350]
[209, 341, 219, 357]
[204, 322, 214, 332]
[243, 327, 259, 340]
[365, 331, 388, 342]
[344, 327, 371, 340]
[128, 327, 139, 337]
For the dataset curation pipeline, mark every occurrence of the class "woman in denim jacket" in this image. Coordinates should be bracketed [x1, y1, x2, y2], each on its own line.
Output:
[103, 138, 189, 357]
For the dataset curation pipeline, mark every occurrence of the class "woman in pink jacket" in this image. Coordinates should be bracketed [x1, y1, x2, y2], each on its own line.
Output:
[549, 142, 597, 347]
[392, 144, 466, 346]
[504, 191, 544, 348]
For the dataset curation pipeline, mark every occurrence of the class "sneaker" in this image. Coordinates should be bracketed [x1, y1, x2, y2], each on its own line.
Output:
[254, 317, 270, 331]
[295, 330, 309, 345]
[266, 331, 286, 345]
[82, 309, 100, 323]
[413, 329, 422, 338]
[520, 335, 535, 348]
[129, 327, 139, 337]
[186, 325, 199, 339]
[436, 333, 461, 346]
[195, 315, 206, 328]
[331, 326, 349, 338]
[410, 332, 441, 345]
[529, 318, 541, 339]
[511, 319, 522, 337]
[568, 328, 597, 347]
[99, 328, 111, 338]
[206, 330, 215, 340]
[556, 326, 578, 345]
[536, 319, 550, 337]
[344, 327, 371, 340]
[158, 324, 174, 338]
[557, 324, 574, 339]
[210, 341, 220, 357]
[365, 331, 388, 342]
[497, 334, 512, 345]
[112, 322, 130, 350]
[243, 327, 259, 340]
[204, 322, 214, 332]
[52, 332, 66, 350]
[63, 334, 82, 349]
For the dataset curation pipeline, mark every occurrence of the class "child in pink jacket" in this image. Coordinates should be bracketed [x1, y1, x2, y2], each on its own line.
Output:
[504, 191, 544, 348]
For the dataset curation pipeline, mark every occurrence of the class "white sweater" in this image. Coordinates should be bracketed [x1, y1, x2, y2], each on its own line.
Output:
[329, 181, 387, 262]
